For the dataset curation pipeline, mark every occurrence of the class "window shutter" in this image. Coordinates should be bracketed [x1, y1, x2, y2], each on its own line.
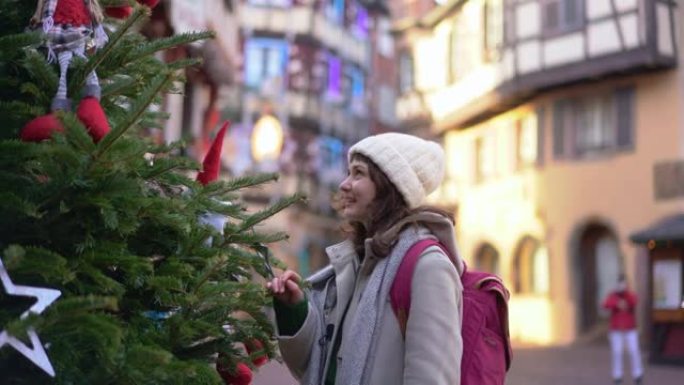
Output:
[543, 0, 560, 31]
[553, 101, 566, 158]
[536, 107, 545, 166]
[563, 0, 582, 28]
[615, 87, 635, 149]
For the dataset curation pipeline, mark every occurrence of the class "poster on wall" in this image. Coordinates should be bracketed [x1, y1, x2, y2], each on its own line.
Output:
[653, 259, 683, 309]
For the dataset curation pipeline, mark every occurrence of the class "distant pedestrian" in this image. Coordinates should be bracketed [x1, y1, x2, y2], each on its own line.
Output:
[602, 274, 644, 385]
[266, 133, 464, 384]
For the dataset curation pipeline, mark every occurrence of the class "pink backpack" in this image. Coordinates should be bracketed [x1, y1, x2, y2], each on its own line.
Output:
[390, 239, 512, 385]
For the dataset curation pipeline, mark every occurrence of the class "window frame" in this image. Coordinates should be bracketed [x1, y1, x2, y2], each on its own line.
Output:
[398, 51, 415, 94]
[244, 38, 289, 91]
[483, 0, 504, 62]
[541, 0, 585, 36]
[552, 86, 635, 159]
[513, 237, 549, 295]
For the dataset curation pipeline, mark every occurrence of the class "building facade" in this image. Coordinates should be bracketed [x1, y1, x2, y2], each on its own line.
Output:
[215, 0, 397, 273]
[395, 0, 682, 346]
[152, 0, 398, 273]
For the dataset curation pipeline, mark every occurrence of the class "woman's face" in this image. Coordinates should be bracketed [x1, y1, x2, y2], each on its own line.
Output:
[338, 159, 377, 223]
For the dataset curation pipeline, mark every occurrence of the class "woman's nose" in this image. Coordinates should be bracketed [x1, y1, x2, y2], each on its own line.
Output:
[339, 177, 351, 191]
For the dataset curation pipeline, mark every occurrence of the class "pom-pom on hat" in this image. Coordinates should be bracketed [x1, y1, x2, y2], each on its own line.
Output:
[348, 133, 445, 209]
[197, 121, 229, 186]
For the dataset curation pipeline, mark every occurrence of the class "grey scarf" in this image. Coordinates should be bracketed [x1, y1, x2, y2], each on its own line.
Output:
[336, 226, 425, 385]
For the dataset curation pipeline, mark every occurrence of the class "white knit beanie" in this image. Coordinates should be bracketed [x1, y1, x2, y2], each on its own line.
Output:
[348, 133, 445, 209]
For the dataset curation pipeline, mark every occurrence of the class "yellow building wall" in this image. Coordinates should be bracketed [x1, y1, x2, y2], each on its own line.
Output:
[444, 70, 684, 345]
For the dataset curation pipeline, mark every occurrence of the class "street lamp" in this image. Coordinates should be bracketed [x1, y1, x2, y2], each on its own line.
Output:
[251, 114, 284, 165]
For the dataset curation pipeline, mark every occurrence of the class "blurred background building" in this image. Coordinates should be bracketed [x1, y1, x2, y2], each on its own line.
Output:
[144, 0, 684, 363]
[394, 0, 683, 362]
[147, 0, 398, 277]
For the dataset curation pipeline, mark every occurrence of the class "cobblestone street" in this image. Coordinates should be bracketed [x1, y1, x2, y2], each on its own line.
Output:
[252, 342, 684, 385]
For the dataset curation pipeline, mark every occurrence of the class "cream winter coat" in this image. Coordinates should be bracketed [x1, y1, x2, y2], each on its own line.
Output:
[275, 212, 464, 385]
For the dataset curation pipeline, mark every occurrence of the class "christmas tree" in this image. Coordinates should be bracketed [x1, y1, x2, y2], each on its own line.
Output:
[0, 1, 300, 383]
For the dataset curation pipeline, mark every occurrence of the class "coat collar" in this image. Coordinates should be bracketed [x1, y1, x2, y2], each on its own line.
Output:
[322, 211, 465, 275]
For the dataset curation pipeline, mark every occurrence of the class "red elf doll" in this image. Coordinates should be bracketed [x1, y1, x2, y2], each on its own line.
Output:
[22, 0, 110, 142]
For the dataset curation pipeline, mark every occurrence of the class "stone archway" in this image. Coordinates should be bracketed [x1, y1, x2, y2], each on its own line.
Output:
[474, 242, 501, 276]
[573, 221, 623, 333]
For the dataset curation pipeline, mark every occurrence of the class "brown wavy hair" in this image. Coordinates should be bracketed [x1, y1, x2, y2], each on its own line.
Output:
[337, 153, 453, 260]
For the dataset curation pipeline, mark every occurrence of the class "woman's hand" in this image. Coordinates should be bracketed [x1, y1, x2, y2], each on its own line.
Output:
[266, 270, 305, 305]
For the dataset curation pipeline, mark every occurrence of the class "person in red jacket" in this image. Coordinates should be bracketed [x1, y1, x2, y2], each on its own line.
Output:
[602, 274, 644, 385]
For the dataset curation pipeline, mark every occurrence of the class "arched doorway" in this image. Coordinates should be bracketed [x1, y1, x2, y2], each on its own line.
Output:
[512, 236, 550, 295]
[575, 222, 623, 332]
[474, 243, 500, 275]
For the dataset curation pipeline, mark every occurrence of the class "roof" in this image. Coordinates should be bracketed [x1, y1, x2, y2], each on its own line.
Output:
[630, 214, 684, 244]
[392, 0, 466, 34]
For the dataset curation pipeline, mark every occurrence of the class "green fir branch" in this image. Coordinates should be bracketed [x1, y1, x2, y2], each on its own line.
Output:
[214, 173, 280, 193]
[71, 8, 149, 92]
[131, 31, 215, 59]
[167, 58, 204, 71]
[0, 100, 44, 117]
[238, 194, 305, 232]
[95, 72, 173, 157]
[101, 75, 137, 99]
[0, 31, 42, 53]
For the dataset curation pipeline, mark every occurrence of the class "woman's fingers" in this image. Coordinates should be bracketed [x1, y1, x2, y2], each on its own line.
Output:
[265, 270, 305, 304]
[280, 270, 302, 284]
[285, 279, 304, 303]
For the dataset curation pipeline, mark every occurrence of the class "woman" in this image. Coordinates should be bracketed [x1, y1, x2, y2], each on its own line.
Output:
[267, 133, 464, 385]
[602, 274, 643, 385]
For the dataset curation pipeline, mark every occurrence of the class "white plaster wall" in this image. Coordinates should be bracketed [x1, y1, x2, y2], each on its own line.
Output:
[517, 40, 542, 74]
[615, 0, 638, 13]
[290, 7, 314, 35]
[516, 2, 541, 39]
[657, 3, 674, 56]
[502, 48, 515, 80]
[619, 13, 641, 49]
[588, 19, 622, 57]
[543, 32, 585, 68]
[587, 0, 611, 20]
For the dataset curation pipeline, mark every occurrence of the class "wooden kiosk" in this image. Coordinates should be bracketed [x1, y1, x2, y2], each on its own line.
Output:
[631, 215, 684, 365]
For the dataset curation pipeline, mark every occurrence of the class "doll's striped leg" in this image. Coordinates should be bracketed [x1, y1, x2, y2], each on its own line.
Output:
[73, 43, 101, 100]
[83, 70, 101, 99]
[52, 50, 73, 111]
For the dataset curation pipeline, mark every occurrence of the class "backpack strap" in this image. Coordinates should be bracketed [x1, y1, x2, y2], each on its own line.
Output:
[390, 239, 445, 338]
[479, 277, 513, 370]
[390, 240, 513, 372]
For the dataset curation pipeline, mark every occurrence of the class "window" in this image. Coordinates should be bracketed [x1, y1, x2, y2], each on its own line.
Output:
[542, 0, 584, 34]
[376, 18, 394, 58]
[326, 0, 345, 25]
[348, 66, 365, 114]
[575, 95, 614, 153]
[326, 55, 343, 102]
[353, 6, 369, 39]
[450, 15, 479, 80]
[484, 0, 504, 61]
[316, 136, 346, 186]
[399, 52, 414, 94]
[475, 243, 501, 275]
[244, 38, 289, 91]
[515, 113, 539, 169]
[377, 86, 396, 125]
[513, 237, 549, 295]
[474, 134, 495, 183]
[247, 0, 291, 6]
[553, 87, 635, 158]
[503, 0, 516, 44]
